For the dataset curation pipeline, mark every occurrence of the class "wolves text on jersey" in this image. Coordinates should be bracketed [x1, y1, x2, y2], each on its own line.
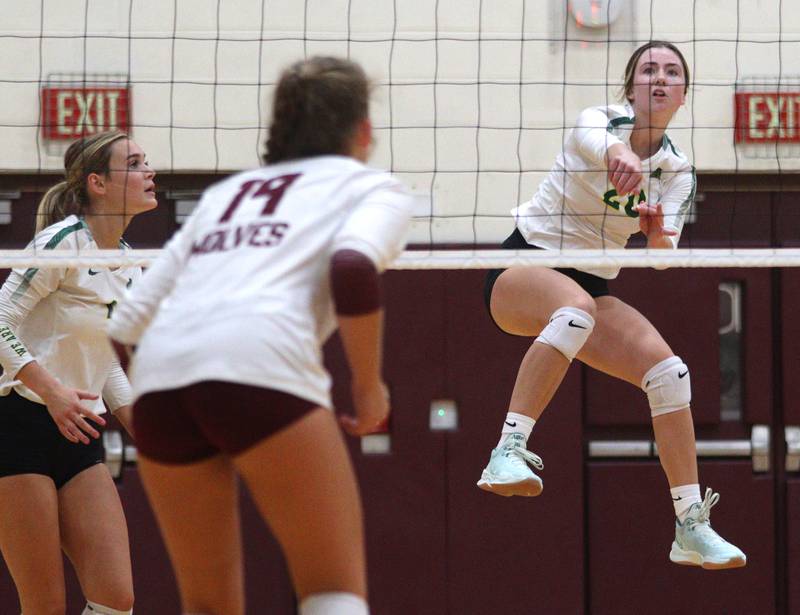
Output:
[191, 221, 290, 255]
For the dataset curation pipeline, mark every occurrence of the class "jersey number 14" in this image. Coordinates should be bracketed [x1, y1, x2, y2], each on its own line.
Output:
[219, 173, 301, 223]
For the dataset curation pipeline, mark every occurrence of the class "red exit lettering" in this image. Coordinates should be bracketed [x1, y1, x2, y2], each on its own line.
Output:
[41, 87, 131, 140]
[735, 92, 800, 143]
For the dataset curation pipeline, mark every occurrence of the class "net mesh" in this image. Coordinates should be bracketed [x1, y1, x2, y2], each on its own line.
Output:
[0, 0, 798, 268]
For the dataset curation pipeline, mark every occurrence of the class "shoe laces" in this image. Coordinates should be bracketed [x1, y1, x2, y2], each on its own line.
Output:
[501, 435, 544, 471]
[685, 488, 723, 537]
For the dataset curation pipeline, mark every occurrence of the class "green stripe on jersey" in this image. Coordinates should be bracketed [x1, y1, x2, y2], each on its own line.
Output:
[607, 116, 634, 131]
[10, 220, 86, 301]
[674, 166, 697, 230]
[663, 134, 680, 156]
[43, 219, 86, 249]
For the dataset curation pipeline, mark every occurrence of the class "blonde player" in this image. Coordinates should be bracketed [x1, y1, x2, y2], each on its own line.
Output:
[108, 56, 413, 615]
[479, 41, 746, 570]
[0, 130, 156, 614]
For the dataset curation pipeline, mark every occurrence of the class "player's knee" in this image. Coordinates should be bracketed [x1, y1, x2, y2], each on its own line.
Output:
[641, 356, 691, 417]
[82, 598, 134, 615]
[534, 306, 596, 361]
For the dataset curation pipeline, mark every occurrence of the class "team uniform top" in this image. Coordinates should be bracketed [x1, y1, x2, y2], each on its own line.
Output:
[0, 215, 140, 415]
[109, 155, 413, 410]
[513, 103, 696, 279]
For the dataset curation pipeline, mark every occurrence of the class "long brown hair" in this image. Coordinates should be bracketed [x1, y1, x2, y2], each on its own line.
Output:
[36, 130, 129, 234]
[621, 41, 690, 102]
[264, 56, 370, 164]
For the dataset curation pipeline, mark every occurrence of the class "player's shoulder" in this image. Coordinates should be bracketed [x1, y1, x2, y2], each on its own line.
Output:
[577, 103, 632, 125]
[31, 215, 90, 251]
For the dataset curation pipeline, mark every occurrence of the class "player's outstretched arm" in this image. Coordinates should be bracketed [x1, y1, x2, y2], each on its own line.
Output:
[331, 249, 390, 437]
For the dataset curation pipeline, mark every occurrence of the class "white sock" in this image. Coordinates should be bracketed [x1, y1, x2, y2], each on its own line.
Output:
[671, 483, 702, 522]
[299, 592, 369, 615]
[497, 412, 535, 447]
[82, 601, 132, 615]
[82, 602, 132, 615]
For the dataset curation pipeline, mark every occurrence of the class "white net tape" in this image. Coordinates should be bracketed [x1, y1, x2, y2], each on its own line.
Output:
[3, 248, 800, 271]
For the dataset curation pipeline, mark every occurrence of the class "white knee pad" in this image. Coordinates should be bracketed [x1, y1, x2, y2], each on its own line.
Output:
[641, 356, 692, 417]
[83, 601, 132, 615]
[300, 592, 369, 615]
[534, 306, 595, 362]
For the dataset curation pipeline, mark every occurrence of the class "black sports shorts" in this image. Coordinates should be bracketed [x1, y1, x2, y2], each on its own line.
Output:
[0, 390, 105, 489]
[483, 228, 611, 332]
[134, 381, 318, 465]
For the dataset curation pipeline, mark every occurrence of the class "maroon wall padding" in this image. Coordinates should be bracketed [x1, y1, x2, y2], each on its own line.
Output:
[443, 272, 585, 615]
[679, 191, 774, 248]
[739, 268, 774, 425]
[117, 468, 182, 613]
[588, 462, 775, 615]
[327, 270, 451, 615]
[783, 269, 800, 425]
[788, 480, 800, 615]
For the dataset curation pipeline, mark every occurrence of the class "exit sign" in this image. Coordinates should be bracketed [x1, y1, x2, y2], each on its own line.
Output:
[734, 91, 800, 143]
[41, 86, 130, 140]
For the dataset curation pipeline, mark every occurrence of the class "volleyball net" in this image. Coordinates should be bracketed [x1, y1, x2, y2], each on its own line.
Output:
[0, 0, 798, 269]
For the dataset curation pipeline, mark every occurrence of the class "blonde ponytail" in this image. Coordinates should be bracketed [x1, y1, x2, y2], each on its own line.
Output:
[35, 181, 80, 234]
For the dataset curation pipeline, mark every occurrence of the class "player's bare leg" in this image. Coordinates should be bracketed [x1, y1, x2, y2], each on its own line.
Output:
[59, 463, 134, 611]
[0, 475, 67, 615]
[138, 454, 245, 615]
[234, 407, 367, 609]
[577, 295, 745, 569]
[478, 267, 597, 496]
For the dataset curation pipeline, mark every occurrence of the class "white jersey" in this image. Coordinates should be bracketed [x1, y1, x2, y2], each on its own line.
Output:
[513, 103, 696, 279]
[109, 155, 413, 409]
[0, 215, 141, 414]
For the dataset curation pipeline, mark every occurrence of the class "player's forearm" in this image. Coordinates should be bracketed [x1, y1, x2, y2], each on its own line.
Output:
[337, 310, 384, 387]
[331, 249, 384, 385]
[16, 360, 64, 401]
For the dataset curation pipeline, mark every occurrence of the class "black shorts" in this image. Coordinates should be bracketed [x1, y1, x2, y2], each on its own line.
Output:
[134, 381, 319, 465]
[0, 390, 105, 489]
[484, 228, 611, 331]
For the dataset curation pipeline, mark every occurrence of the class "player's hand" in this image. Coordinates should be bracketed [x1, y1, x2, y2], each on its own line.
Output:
[637, 202, 678, 243]
[607, 145, 643, 196]
[42, 385, 105, 444]
[339, 379, 390, 437]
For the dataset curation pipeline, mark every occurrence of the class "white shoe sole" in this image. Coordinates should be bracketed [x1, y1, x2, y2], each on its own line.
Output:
[669, 542, 747, 570]
[476, 473, 543, 497]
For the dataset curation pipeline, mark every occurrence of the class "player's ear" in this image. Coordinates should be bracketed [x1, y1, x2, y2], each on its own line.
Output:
[86, 172, 106, 197]
[354, 118, 372, 149]
[350, 119, 373, 162]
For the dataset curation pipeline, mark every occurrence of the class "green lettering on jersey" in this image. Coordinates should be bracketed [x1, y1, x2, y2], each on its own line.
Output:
[602, 188, 646, 218]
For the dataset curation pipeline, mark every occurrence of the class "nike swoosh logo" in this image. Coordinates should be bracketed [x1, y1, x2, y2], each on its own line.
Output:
[568, 320, 587, 329]
[678, 371, 688, 379]
[672, 496, 682, 501]
[504, 421, 517, 427]
[88, 269, 101, 276]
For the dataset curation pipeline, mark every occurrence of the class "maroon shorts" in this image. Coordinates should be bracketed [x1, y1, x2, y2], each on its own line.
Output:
[133, 381, 319, 464]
